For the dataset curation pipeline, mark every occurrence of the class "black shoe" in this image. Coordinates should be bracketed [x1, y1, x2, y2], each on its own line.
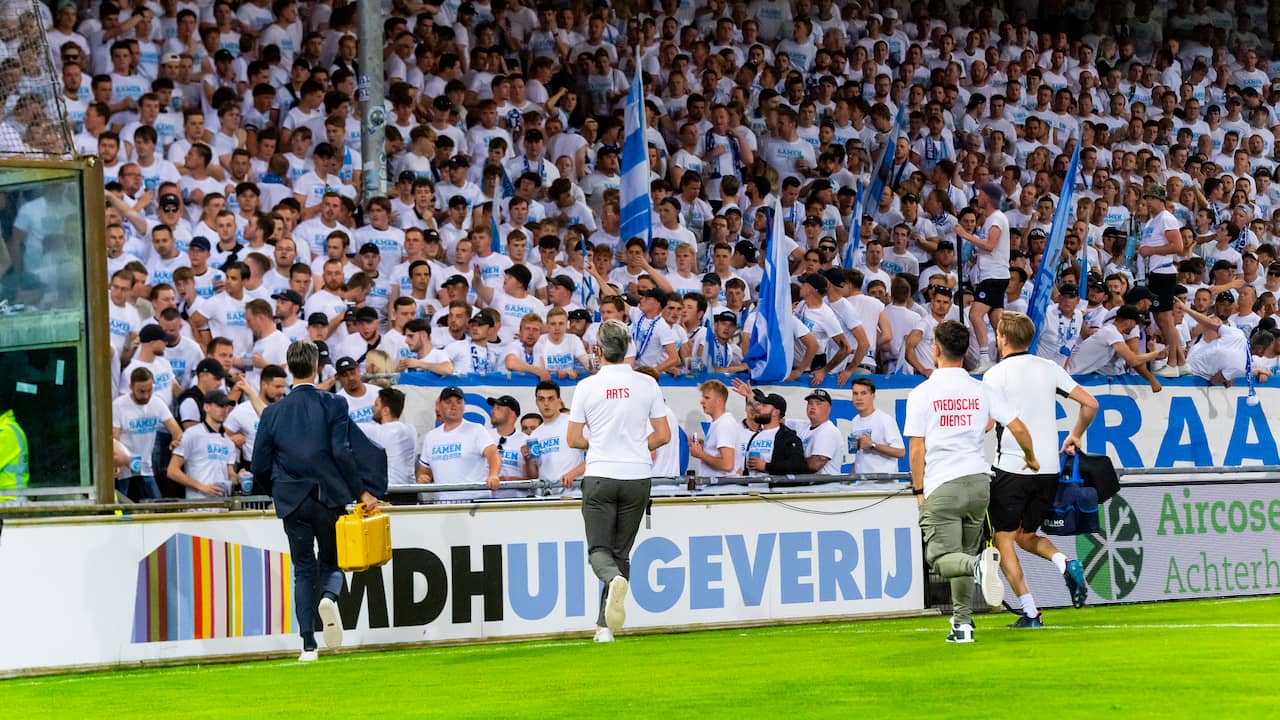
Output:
[1063, 559, 1088, 609]
[1007, 613, 1044, 629]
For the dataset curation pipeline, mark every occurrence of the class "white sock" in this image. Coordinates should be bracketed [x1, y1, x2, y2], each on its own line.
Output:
[980, 348, 990, 358]
[1052, 552, 1068, 574]
[1019, 593, 1038, 618]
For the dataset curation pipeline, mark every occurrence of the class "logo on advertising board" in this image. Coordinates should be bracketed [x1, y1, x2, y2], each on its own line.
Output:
[1077, 496, 1144, 601]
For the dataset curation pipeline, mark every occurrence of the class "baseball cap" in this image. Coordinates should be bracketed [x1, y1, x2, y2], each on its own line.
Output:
[821, 267, 847, 286]
[139, 324, 171, 343]
[358, 242, 380, 255]
[307, 312, 329, 327]
[754, 391, 787, 414]
[1211, 259, 1236, 272]
[701, 272, 722, 285]
[803, 215, 823, 226]
[203, 389, 236, 407]
[936, 239, 955, 251]
[159, 193, 180, 210]
[433, 96, 454, 111]
[335, 356, 359, 373]
[447, 155, 470, 169]
[567, 308, 592, 322]
[161, 52, 181, 65]
[486, 395, 521, 414]
[314, 340, 332, 366]
[1124, 286, 1155, 304]
[901, 192, 919, 203]
[272, 289, 304, 305]
[1216, 291, 1236, 303]
[549, 275, 576, 292]
[469, 312, 495, 326]
[1059, 283, 1079, 296]
[1115, 305, 1142, 322]
[397, 170, 417, 183]
[800, 273, 828, 293]
[805, 389, 832, 403]
[442, 273, 468, 287]
[1027, 228, 1047, 240]
[505, 264, 532, 289]
[188, 236, 211, 252]
[422, 229, 441, 243]
[354, 306, 379, 323]
[194, 358, 224, 379]
[440, 386, 465, 401]
[1143, 186, 1167, 200]
[713, 310, 737, 323]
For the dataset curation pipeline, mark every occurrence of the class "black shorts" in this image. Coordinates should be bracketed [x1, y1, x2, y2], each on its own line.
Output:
[989, 469, 1059, 532]
[1148, 273, 1176, 313]
[974, 278, 1010, 309]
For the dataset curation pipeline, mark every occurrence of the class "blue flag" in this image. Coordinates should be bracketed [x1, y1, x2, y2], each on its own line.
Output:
[490, 203, 503, 254]
[619, 49, 652, 249]
[1028, 135, 1083, 352]
[745, 198, 795, 382]
[843, 178, 865, 268]
[866, 103, 907, 218]
[1078, 237, 1089, 300]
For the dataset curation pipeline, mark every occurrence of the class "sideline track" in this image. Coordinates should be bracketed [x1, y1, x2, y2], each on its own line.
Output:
[6, 596, 1279, 718]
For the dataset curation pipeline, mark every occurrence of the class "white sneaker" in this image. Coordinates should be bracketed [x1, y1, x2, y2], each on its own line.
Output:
[298, 649, 318, 662]
[604, 576, 629, 633]
[1178, 365, 1192, 377]
[1155, 364, 1180, 378]
[974, 547, 1004, 606]
[593, 627, 614, 643]
[318, 597, 343, 649]
[945, 622, 974, 643]
[971, 358, 994, 374]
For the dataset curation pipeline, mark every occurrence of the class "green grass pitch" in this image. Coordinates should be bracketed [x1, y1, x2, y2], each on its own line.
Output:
[7, 597, 1280, 718]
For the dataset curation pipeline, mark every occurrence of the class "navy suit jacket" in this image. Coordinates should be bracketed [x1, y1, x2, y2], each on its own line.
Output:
[251, 384, 377, 518]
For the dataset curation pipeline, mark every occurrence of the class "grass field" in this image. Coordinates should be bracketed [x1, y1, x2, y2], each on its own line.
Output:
[7, 597, 1280, 719]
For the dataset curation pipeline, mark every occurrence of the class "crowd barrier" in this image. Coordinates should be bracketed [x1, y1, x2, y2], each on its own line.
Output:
[396, 374, 1280, 474]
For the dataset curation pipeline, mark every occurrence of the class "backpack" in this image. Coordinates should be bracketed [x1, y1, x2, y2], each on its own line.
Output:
[745, 424, 809, 477]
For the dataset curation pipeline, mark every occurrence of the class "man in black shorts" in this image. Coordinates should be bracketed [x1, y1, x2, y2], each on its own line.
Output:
[983, 312, 1098, 626]
[956, 183, 1011, 373]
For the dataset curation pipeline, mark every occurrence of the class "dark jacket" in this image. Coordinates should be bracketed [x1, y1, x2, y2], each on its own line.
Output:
[251, 384, 383, 518]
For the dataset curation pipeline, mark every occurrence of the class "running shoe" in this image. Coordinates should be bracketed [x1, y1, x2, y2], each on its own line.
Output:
[974, 547, 1004, 605]
[1007, 614, 1044, 629]
[605, 576, 629, 633]
[946, 622, 974, 643]
[1064, 559, 1088, 608]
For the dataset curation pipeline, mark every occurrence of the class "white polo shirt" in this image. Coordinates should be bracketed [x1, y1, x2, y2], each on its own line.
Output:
[983, 353, 1078, 475]
[418, 419, 495, 501]
[847, 409, 905, 475]
[903, 367, 1017, 498]
[568, 363, 668, 479]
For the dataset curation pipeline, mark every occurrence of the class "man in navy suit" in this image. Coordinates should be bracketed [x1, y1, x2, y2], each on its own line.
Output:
[252, 340, 379, 662]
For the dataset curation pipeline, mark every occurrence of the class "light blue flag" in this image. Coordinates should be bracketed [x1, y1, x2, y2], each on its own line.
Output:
[843, 178, 865, 268]
[1078, 236, 1089, 300]
[745, 198, 795, 382]
[1028, 135, 1083, 353]
[490, 202, 503, 254]
[866, 103, 908, 219]
[619, 49, 652, 249]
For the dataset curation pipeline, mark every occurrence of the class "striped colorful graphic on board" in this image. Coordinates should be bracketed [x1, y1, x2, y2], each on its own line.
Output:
[131, 534, 294, 643]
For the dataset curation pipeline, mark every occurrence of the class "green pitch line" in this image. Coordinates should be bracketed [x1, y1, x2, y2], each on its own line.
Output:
[8, 597, 1280, 719]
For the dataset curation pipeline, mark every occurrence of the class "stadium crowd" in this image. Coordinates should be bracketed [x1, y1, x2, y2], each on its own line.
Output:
[1, 0, 1275, 497]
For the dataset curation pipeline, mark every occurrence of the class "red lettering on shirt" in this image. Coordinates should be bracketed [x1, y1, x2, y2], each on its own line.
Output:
[938, 413, 974, 428]
[932, 397, 980, 413]
[605, 387, 631, 400]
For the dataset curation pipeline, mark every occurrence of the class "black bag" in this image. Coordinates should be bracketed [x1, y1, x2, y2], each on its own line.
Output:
[1070, 452, 1121, 503]
[1043, 457, 1100, 536]
[765, 424, 809, 476]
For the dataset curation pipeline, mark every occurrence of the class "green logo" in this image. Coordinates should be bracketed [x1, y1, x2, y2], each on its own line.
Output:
[1076, 495, 1144, 601]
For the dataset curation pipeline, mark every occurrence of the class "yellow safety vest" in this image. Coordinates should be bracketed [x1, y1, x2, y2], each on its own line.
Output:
[0, 409, 29, 501]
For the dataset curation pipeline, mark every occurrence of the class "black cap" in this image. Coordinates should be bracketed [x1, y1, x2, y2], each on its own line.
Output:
[701, 272, 722, 285]
[203, 389, 236, 407]
[803, 215, 823, 226]
[756, 392, 787, 414]
[335, 356, 359, 373]
[639, 287, 667, 302]
[1027, 228, 1047, 240]
[447, 155, 470, 169]
[344, 308, 357, 323]
[432, 96, 453, 111]
[486, 395, 520, 414]
[273, 289, 304, 305]
[469, 312, 495, 326]
[358, 242, 381, 255]
[1059, 283, 1079, 296]
[315, 339, 332, 366]
[397, 170, 417, 183]
[505, 264, 532, 289]
[1211, 259, 1236, 272]
[804, 389, 832, 403]
[195, 358, 225, 379]
[159, 193, 180, 209]
[440, 386, 465, 401]
[714, 310, 738, 323]
[821, 267, 847, 286]
[567, 308, 592, 322]
[442, 273, 468, 287]
[936, 239, 955, 251]
[139, 324, 171, 343]
[800, 273, 828, 293]
[354, 306, 379, 323]
[1115, 305, 1142, 322]
[1124, 286, 1155, 304]
[422, 229, 441, 242]
[1216, 291, 1236, 303]
[188, 236, 211, 252]
[549, 275, 576, 292]
[524, 128, 544, 142]
[307, 311, 329, 326]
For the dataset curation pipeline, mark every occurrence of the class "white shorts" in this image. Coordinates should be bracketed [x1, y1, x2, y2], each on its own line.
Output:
[1188, 325, 1248, 382]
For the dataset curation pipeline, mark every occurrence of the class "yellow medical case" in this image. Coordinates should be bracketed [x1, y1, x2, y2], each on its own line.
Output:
[336, 505, 392, 572]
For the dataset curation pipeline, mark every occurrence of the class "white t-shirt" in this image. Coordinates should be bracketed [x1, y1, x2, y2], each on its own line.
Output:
[976, 210, 1012, 281]
[795, 302, 844, 360]
[365, 419, 419, 486]
[744, 426, 779, 475]
[630, 313, 676, 368]
[1141, 209, 1182, 276]
[1066, 323, 1126, 375]
[173, 423, 235, 499]
[488, 290, 547, 344]
[108, 300, 142, 351]
[650, 405, 682, 479]
[903, 367, 1017, 498]
[847, 409, 905, 475]
[337, 383, 380, 424]
[528, 413, 584, 484]
[194, 292, 252, 354]
[799, 421, 843, 475]
[418, 420, 496, 501]
[983, 353, 1078, 475]
[223, 400, 262, 463]
[534, 334, 587, 372]
[122, 356, 176, 405]
[697, 411, 739, 478]
[112, 394, 175, 476]
[568, 364, 668, 479]
[492, 427, 530, 499]
[1036, 305, 1085, 362]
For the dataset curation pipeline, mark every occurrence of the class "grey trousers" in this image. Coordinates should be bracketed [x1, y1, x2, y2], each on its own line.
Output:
[581, 475, 651, 628]
[918, 474, 990, 625]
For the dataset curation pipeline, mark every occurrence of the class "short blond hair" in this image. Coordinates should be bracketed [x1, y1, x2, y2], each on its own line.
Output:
[698, 378, 728, 402]
[997, 311, 1036, 351]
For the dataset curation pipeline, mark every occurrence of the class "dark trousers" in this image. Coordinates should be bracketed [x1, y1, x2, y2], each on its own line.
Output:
[282, 491, 344, 649]
[581, 476, 651, 628]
